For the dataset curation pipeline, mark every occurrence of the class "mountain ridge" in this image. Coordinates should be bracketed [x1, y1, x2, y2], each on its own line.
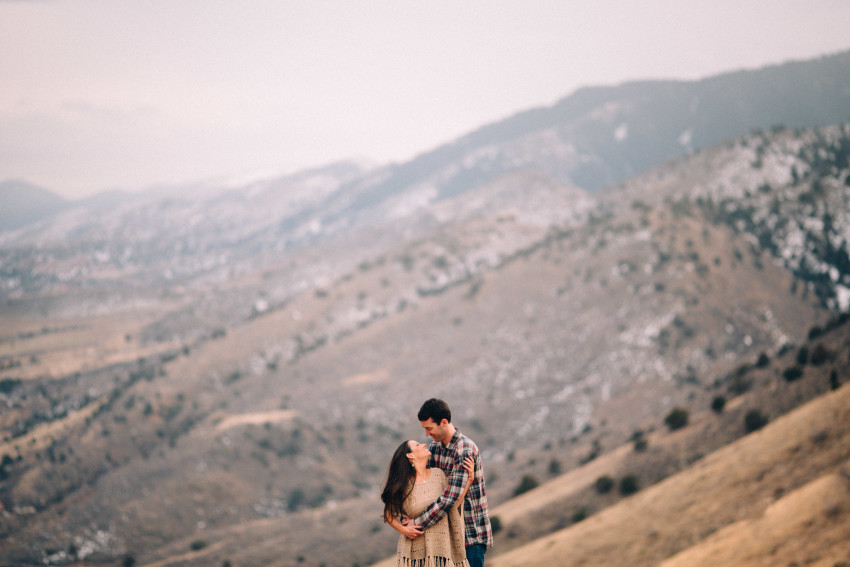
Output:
[1, 121, 848, 565]
[0, 180, 67, 232]
[1, 51, 850, 566]
[3, 49, 850, 235]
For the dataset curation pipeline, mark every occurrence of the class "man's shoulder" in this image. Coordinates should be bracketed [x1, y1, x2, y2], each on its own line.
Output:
[454, 430, 479, 452]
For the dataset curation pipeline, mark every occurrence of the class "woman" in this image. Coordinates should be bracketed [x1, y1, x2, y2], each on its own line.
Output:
[381, 439, 474, 567]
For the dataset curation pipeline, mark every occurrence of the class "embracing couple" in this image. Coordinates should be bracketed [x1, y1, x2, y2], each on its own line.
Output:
[381, 398, 493, 567]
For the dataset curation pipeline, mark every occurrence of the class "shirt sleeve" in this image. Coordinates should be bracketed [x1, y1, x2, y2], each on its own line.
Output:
[414, 448, 470, 529]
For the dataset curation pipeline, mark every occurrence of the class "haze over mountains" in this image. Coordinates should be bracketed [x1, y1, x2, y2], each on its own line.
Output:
[1, 50, 849, 566]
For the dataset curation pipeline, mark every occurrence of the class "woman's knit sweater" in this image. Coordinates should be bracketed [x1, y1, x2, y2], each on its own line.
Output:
[397, 468, 469, 567]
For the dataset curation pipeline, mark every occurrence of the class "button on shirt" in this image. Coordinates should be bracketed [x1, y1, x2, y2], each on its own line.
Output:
[414, 430, 493, 548]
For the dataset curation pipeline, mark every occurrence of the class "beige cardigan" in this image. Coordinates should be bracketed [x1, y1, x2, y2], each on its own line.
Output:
[397, 468, 470, 567]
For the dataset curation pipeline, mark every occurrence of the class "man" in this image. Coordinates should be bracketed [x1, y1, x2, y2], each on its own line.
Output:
[410, 398, 493, 567]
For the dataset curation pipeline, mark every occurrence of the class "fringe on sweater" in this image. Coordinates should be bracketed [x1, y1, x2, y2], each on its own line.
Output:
[398, 555, 470, 567]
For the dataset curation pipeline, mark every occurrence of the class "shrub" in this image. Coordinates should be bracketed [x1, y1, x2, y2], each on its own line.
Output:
[572, 507, 588, 523]
[783, 366, 804, 382]
[619, 474, 639, 496]
[490, 515, 502, 534]
[513, 475, 540, 496]
[664, 408, 689, 431]
[796, 346, 809, 366]
[548, 459, 562, 476]
[810, 343, 832, 365]
[830, 369, 840, 390]
[777, 343, 794, 357]
[594, 475, 614, 494]
[711, 396, 726, 414]
[744, 410, 769, 433]
[287, 488, 305, 512]
[0, 378, 22, 394]
[190, 540, 207, 551]
[755, 352, 770, 368]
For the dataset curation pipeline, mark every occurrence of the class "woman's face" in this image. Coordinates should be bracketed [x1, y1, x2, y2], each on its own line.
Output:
[407, 440, 431, 464]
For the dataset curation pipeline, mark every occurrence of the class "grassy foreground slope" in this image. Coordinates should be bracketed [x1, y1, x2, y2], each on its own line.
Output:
[488, 381, 850, 567]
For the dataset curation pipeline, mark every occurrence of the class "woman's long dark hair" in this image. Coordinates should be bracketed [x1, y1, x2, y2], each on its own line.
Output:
[381, 440, 415, 522]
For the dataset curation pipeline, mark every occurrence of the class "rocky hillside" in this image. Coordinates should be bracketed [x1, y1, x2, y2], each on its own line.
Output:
[0, 119, 848, 566]
[486, 332, 850, 567]
[2, 47, 850, 565]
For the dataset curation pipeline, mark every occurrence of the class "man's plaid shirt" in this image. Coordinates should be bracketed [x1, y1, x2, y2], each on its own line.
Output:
[414, 429, 493, 548]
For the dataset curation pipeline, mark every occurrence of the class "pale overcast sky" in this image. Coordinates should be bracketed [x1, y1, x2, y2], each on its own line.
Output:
[2, 0, 849, 199]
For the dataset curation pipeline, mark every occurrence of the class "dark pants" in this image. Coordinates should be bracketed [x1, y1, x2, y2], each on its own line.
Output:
[466, 544, 487, 567]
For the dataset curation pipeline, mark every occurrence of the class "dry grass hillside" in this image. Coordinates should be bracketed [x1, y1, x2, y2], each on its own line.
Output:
[487, 370, 850, 567]
[1, 123, 848, 566]
[369, 321, 849, 567]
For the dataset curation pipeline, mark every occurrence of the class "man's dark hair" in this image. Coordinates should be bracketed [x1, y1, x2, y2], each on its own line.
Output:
[418, 398, 451, 424]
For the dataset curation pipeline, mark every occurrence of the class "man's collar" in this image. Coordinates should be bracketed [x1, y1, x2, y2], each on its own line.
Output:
[443, 429, 461, 448]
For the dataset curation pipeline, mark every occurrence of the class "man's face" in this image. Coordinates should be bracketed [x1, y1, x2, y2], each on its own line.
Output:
[420, 417, 448, 444]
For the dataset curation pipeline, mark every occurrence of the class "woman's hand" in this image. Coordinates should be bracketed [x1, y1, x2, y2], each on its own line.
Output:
[399, 521, 424, 539]
[463, 456, 474, 487]
[457, 456, 475, 510]
[388, 514, 424, 539]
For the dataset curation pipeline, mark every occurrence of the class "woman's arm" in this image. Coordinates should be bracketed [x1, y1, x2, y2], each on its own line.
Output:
[456, 456, 475, 510]
[385, 511, 424, 539]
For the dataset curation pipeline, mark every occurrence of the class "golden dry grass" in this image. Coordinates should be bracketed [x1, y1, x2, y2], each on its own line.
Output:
[0, 311, 175, 380]
[212, 409, 298, 432]
[370, 384, 850, 567]
[0, 395, 107, 458]
[488, 385, 850, 567]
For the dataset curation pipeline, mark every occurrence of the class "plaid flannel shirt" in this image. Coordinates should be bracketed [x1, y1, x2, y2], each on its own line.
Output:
[414, 430, 493, 548]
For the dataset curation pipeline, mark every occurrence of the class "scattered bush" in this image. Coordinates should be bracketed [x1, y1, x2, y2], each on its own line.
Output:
[711, 396, 726, 414]
[287, 488, 305, 512]
[796, 346, 809, 366]
[0, 378, 22, 394]
[594, 475, 614, 494]
[744, 409, 769, 433]
[630, 430, 648, 452]
[664, 407, 689, 431]
[513, 475, 540, 496]
[619, 474, 639, 496]
[830, 369, 840, 390]
[783, 366, 804, 382]
[810, 343, 832, 365]
[490, 515, 502, 534]
[572, 507, 588, 523]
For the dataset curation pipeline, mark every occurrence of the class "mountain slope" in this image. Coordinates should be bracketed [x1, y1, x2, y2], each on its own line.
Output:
[320, 48, 850, 232]
[2, 122, 849, 566]
[0, 180, 67, 232]
[1, 53, 850, 565]
[488, 351, 850, 567]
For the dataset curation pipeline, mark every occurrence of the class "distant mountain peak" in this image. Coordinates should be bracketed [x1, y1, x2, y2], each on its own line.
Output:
[0, 179, 67, 232]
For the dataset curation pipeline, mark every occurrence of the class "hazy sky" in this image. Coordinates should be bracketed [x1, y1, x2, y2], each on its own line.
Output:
[2, 1, 849, 199]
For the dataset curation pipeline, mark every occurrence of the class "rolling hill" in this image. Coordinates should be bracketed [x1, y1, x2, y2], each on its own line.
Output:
[0, 52, 849, 566]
